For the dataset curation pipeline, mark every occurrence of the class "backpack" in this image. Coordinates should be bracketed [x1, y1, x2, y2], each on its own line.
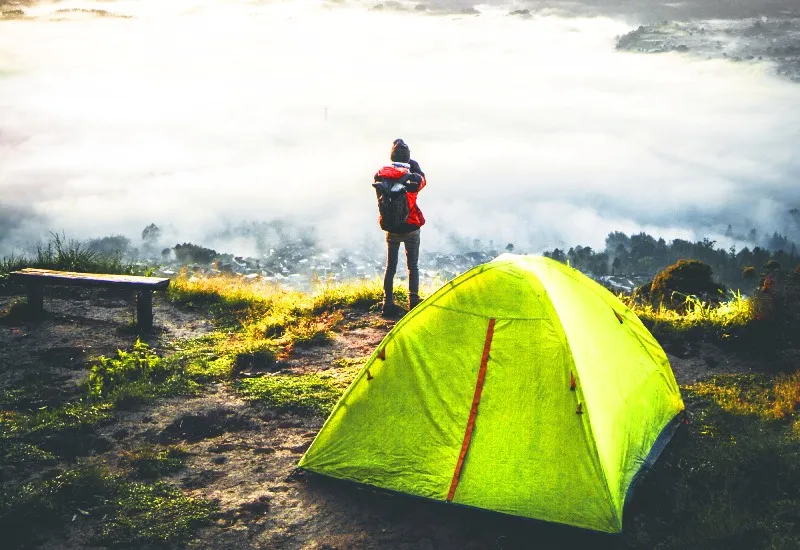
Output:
[373, 176, 410, 232]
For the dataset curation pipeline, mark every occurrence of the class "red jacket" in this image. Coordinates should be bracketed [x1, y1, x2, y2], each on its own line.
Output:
[374, 163, 426, 232]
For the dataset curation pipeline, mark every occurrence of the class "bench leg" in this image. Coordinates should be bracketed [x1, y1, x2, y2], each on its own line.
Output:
[136, 290, 153, 332]
[26, 283, 44, 314]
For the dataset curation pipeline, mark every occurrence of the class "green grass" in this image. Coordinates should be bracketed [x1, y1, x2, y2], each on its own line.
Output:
[0, 464, 217, 548]
[1, 400, 114, 462]
[237, 367, 360, 416]
[0, 440, 56, 466]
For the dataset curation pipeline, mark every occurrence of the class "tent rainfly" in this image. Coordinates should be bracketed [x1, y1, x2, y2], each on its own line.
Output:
[298, 254, 684, 533]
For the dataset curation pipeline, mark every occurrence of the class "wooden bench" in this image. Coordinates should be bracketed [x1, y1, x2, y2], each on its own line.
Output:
[9, 268, 170, 331]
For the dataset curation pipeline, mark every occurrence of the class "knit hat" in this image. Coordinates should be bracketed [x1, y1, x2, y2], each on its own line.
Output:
[390, 138, 411, 163]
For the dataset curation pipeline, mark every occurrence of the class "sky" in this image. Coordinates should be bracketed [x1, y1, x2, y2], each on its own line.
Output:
[1, 0, 800, 258]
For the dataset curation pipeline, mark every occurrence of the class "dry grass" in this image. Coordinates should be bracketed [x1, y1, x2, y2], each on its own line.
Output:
[688, 371, 800, 424]
[625, 291, 754, 332]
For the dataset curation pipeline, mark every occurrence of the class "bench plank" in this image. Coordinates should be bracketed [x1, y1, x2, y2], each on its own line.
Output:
[10, 268, 170, 290]
[9, 268, 170, 332]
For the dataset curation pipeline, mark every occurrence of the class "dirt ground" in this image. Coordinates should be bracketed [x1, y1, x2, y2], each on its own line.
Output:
[0, 285, 783, 549]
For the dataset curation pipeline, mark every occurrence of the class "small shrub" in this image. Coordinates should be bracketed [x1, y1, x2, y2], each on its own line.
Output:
[742, 265, 757, 280]
[764, 259, 781, 271]
[173, 243, 219, 265]
[749, 268, 800, 348]
[649, 259, 725, 311]
[86, 235, 131, 256]
[88, 340, 197, 406]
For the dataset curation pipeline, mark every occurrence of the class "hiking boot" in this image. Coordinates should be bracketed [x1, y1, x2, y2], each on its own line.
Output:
[408, 295, 421, 310]
[381, 301, 407, 318]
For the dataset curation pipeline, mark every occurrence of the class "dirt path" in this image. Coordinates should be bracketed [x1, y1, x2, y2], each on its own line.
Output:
[1, 286, 785, 549]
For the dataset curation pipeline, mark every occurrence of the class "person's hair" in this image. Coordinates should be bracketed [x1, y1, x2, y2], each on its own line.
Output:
[391, 139, 411, 163]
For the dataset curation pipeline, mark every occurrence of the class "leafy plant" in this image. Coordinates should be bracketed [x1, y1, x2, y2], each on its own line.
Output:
[88, 340, 198, 406]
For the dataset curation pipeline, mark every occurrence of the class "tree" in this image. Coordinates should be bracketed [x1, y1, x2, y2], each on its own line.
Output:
[630, 232, 657, 260]
[546, 248, 566, 263]
[142, 223, 161, 243]
[604, 232, 630, 254]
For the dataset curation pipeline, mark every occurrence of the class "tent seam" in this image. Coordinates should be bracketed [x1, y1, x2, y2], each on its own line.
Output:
[532, 261, 623, 530]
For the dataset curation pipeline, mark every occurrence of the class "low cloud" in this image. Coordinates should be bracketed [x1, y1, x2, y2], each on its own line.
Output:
[1, 0, 799, 259]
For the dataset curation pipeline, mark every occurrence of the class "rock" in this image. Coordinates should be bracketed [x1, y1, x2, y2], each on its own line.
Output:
[211, 456, 227, 464]
[253, 447, 276, 455]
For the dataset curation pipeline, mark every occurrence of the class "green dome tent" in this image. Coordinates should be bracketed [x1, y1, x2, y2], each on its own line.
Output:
[298, 254, 684, 533]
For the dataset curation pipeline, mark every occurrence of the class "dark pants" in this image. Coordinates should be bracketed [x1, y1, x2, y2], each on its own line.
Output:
[384, 229, 420, 304]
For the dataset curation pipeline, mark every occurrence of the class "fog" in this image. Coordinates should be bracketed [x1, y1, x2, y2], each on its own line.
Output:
[1, 0, 800, 259]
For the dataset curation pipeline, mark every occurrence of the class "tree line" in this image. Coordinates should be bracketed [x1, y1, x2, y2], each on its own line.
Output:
[543, 229, 799, 290]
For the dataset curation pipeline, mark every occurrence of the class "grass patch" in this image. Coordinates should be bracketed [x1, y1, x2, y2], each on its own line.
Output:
[24, 401, 114, 435]
[167, 332, 239, 380]
[237, 367, 360, 416]
[310, 278, 389, 312]
[167, 275, 388, 372]
[688, 371, 800, 421]
[626, 371, 800, 549]
[0, 232, 135, 279]
[0, 440, 56, 466]
[1, 401, 114, 460]
[0, 464, 217, 548]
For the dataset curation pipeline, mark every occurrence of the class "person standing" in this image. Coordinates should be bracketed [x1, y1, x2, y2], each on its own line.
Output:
[373, 138, 426, 317]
